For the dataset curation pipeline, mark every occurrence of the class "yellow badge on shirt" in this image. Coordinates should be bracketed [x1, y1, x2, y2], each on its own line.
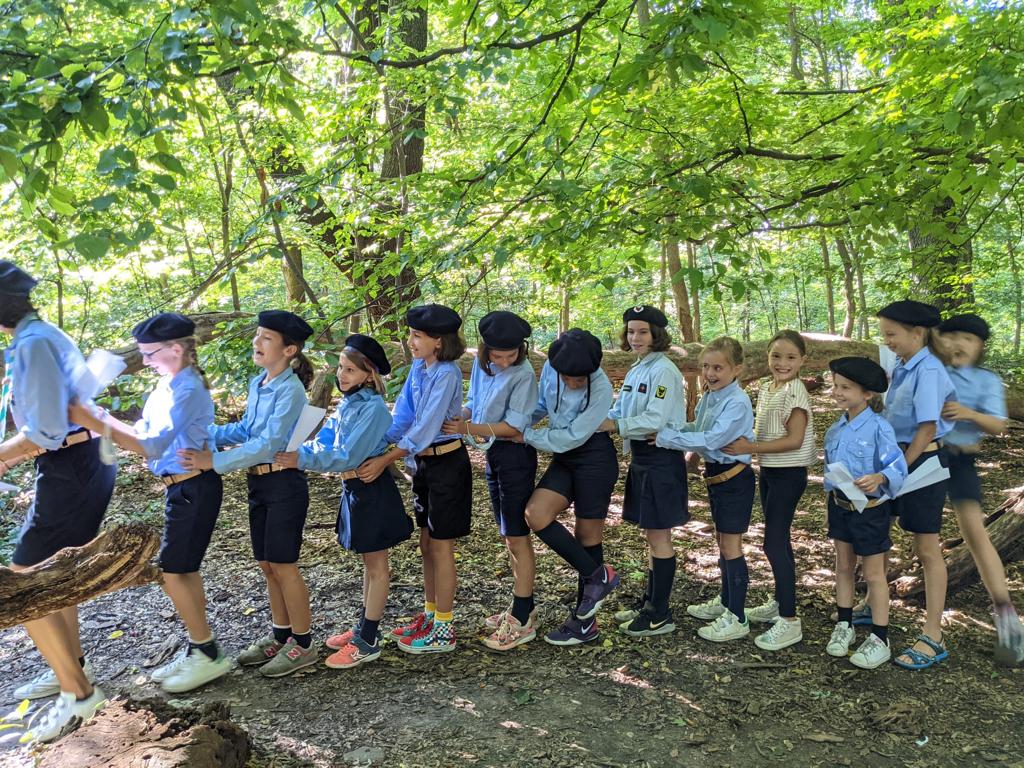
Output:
[655, 385, 667, 399]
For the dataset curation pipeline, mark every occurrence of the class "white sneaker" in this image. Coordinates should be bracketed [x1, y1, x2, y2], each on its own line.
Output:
[850, 634, 891, 669]
[687, 595, 726, 620]
[746, 599, 780, 624]
[160, 648, 232, 693]
[26, 687, 106, 743]
[14, 660, 96, 700]
[697, 610, 750, 642]
[754, 617, 803, 651]
[150, 652, 189, 683]
[826, 622, 856, 657]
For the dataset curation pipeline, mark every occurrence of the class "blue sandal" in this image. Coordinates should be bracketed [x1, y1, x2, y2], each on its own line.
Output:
[894, 634, 948, 670]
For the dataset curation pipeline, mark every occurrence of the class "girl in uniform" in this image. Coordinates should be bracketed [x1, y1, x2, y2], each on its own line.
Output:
[599, 305, 686, 637]
[178, 310, 316, 678]
[276, 334, 413, 668]
[0, 261, 114, 743]
[69, 313, 230, 693]
[654, 336, 756, 643]
[356, 305, 471, 654]
[876, 300, 956, 670]
[937, 313, 1021, 665]
[723, 330, 816, 651]
[523, 328, 620, 646]
[441, 311, 539, 651]
[823, 357, 908, 669]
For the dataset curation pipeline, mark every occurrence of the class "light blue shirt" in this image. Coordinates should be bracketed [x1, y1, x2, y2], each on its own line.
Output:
[655, 380, 754, 464]
[946, 365, 1007, 447]
[884, 347, 956, 443]
[209, 368, 307, 473]
[608, 352, 686, 444]
[464, 357, 539, 437]
[386, 358, 463, 468]
[298, 388, 391, 473]
[6, 313, 92, 449]
[523, 362, 613, 454]
[824, 407, 907, 498]
[135, 366, 215, 475]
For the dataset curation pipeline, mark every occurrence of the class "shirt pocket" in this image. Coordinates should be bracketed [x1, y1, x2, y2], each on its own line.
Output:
[848, 439, 874, 474]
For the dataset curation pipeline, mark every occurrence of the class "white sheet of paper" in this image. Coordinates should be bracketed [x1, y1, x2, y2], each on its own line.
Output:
[0, 481, 20, 493]
[824, 462, 870, 512]
[76, 350, 127, 400]
[894, 455, 950, 497]
[286, 405, 327, 452]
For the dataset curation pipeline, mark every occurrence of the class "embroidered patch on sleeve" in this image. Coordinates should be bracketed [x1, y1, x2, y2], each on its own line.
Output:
[655, 385, 667, 399]
[638, 383, 648, 394]
[622, 385, 633, 392]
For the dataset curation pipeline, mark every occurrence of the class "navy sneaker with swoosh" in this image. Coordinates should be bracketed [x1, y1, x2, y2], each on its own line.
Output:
[544, 614, 600, 646]
[576, 565, 620, 620]
[621, 609, 676, 637]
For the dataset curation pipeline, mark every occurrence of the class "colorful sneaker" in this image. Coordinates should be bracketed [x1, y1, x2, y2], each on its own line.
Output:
[746, 599, 781, 624]
[237, 635, 284, 667]
[14, 661, 96, 701]
[484, 605, 537, 631]
[161, 648, 232, 693]
[326, 628, 358, 651]
[391, 613, 433, 639]
[258, 638, 318, 678]
[544, 615, 600, 646]
[826, 622, 856, 657]
[326, 635, 381, 669]
[697, 610, 750, 643]
[850, 634, 891, 669]
[576, 565, 620, 620]
[399, 620, 457, 654]
[686, 595, 726, 621]
[614, 595, 648, 625]
[621, 609, 676, 637]
[754, 617, 803, 651]
[25, 687, 106, 743]
[482, 614, 537, 651]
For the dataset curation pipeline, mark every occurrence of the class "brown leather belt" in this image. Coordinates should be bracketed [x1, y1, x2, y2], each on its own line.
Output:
[248, 463, 288, 476]
[25, 430, 93, 458]
[161, 469, 205, 487]
[339, 470, 359, 481]
[705, 462, 746, 486]
[831, 492, 886, 512]
[418, 439, 464, 458]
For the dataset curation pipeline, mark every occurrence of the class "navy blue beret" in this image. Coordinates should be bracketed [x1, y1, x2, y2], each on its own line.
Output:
[0, 261, 38, 296]
[344, 333, 392, 376]
[407, 304, 462, 335]
[623, 304, 668, 328]
[938, 313, 989, 341]
[132, 312, 195, 343]
[258, 310, 314, 343]
[876, 300, 941, 328]
[548, 328, 603, 377]
[478, 311, 531, 349]
[829, 356, 888, 394]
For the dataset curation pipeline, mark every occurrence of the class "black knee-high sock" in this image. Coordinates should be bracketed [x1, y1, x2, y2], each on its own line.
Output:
[536, 521, 599, 585]
[724, 555, 748, 622]
[719, 556, 730, 605]
[643, 567, 654, 605]
[577, 543, 604, 605]
[651, 556, 677, 616]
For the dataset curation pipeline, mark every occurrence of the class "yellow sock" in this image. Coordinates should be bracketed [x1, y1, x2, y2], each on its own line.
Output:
[434, 610, 453, 623]
[424, 601, 437, 615]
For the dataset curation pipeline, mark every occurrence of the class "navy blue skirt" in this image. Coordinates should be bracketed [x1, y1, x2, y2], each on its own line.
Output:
[338, 469, 414, 553]
[623, 440, 689, 529]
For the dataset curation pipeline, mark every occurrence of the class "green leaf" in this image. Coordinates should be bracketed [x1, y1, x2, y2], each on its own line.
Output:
[150, 152, 185, 174]
[48, 195, 76, 215]
[151, 172, 176, 190]
[62, 98, 82, 114]
[73, 233, 110, 259]
[90, 194, 117, 211]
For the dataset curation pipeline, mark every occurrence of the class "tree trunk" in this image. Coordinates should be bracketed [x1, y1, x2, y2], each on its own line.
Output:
[793, 274, 804, 330]
[665, 238, 694, 340]
[852, 240, 869, 340]
[835, 236, 856, 337]
[788, 4, 805, 81]
[282, 246, 305, 304]
[229, 273, 241, 312]
[559, 284, 570, 334]
[820, 234, 836, 334]
[1009, 239, 1022, 357]
[659, 242, 667, 313]
[688, 242, 701, 341]
[908, 197, 975, 312]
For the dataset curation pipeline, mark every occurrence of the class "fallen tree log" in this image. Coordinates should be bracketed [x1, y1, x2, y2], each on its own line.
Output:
[36, 699, 250, 768]
[115, 311, 252, 376]
[0, 523, 162, 629]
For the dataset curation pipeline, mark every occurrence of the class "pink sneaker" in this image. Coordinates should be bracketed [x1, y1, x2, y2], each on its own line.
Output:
[326, 629, 355, 651]
[325, 635, 381, 669]
[482, 614, 536, 651]
[485, 606, 537, 631]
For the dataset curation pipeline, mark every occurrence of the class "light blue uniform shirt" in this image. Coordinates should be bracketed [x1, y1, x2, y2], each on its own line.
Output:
[209, 368, 307, 474]
[523, 362, 613, 454]
[883, 347, 956, 443]
[298, 388, 391, 473]
[386, 358, 463, 469]
[655, 380, 754, 464]
[6, 313, 91, 449]
[464, 357, 539, 437]
[946, 366, 1007, 447]
[135, 366, 215, 476]
[823, 407, 908, 498]
[608, 352, 686, 448]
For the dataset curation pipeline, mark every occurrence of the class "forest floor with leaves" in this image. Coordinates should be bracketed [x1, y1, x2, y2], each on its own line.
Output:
[1, 390, 1023, 768]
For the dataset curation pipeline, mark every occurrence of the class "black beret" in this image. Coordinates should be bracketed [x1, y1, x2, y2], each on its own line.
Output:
[876, 300, 941, 328]
[478, 311, 531, 349]
[0, 261, 38, 296]
[344, 333, 392, 376]
[623, 304, 668, 328]
[407, 304, 462, 335]
[258, 310, 314, 343]
[829, 356, 888, 394]
[938, 313, 989, 341]
[132, 312, 195, 343]
[548, 328, 603, 377]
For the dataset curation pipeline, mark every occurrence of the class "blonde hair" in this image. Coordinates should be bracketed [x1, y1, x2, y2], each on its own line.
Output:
[702, 336, 744, 366]
[169, 336, 211, 389]
[340, 348, 386, 395]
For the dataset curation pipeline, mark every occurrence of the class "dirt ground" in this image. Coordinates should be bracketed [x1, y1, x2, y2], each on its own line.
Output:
[1, 389, 1022, 767]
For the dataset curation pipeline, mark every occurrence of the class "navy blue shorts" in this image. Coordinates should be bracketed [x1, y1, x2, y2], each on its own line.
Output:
[893, 448, 948, 534]
[946, 450, 982, 504]
[485, 441, 537, 537]
[412, 443, 473, 540]
[705, 461, 755, 534]
[13, 434, 116, 566]
[535, 432, 619, 519]
[340, 470, 414, 553]
[248, 469, 308, 563]
[160, 470, 223, 574]
[828, 494, 893, 556]
[623, 440, 688, 530]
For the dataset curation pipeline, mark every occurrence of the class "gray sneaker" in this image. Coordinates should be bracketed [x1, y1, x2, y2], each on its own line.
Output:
[238, 635, 284, 667]
[259, 638, 318, 678]
[15, 660, 96, 700]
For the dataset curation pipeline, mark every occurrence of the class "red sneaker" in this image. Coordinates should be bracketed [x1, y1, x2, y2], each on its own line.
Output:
[391, 612, 433, 639]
